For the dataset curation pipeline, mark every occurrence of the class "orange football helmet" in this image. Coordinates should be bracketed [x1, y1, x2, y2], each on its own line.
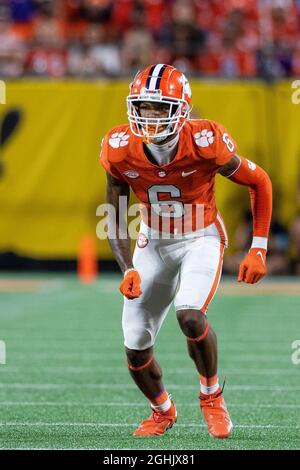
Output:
[126, 64, 192, 142]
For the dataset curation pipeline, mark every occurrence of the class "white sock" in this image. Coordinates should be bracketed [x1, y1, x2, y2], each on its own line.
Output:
[151, 395, 172, 413]
[200, 381, 219, 395]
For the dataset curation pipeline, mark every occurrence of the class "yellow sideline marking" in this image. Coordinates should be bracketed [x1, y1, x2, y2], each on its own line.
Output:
[219, 281, 300, 295]
[0, 279, 51, 292]
[0, 278, 299, 295]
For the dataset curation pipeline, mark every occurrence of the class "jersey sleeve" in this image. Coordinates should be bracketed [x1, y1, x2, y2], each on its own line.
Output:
[99, 133, 125, 181]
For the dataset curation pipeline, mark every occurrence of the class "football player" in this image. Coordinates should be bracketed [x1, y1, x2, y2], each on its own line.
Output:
[100, 64, 272, 438]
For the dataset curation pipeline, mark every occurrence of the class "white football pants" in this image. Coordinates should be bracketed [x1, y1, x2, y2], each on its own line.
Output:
[122, 216, 227, 350]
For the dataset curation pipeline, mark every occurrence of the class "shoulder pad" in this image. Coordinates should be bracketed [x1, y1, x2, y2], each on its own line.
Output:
[188, 119, 237, 164]
[102, 124, 131, 163]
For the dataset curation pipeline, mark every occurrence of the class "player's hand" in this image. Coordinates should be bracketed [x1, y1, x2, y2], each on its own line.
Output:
[238, 248, 267, 284]
[119, 269, 142, 299]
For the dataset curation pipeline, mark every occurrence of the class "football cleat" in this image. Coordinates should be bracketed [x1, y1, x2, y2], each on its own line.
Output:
[200, 386, 233, 439]
[133, 399, 177, 437]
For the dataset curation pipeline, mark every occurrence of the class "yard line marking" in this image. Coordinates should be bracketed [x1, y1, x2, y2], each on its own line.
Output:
[0, 383, 300, 393]
[0, 383, 300, 391]
[0, 422, 299, 429]
[0, 401, 299, 409]
[0, 448, 121, 451]
[0, 339, 291, 345]
[1, 366, 297, 376]
[2, 354, 291, 365]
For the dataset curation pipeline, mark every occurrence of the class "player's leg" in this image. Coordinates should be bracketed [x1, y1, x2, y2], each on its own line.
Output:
[125, 346, 163, 398]
[122, 228, 178, 436]
[175, 248, 222, 416]
[123, 270, 177, 405]
[174, 225, 233, 438]
[125, 344, 177, 436]
[176, 308, 218, 380]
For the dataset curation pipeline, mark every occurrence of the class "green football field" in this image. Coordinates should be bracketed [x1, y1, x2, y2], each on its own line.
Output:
[0, 273, 299, 450]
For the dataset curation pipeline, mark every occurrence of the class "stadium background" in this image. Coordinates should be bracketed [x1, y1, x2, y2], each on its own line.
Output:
[0, 0, 300, 451]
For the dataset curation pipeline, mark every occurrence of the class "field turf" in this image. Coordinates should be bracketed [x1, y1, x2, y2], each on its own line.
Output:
[0, 274, 299, 450]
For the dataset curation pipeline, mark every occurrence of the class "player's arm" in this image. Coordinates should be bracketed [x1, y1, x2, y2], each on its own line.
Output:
[106, 172, 132, 273]
[106, 172, 142, 299]
[218, 154, 272, 284]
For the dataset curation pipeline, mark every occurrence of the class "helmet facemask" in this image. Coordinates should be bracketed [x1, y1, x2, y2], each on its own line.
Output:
[127, 92, 190, 143]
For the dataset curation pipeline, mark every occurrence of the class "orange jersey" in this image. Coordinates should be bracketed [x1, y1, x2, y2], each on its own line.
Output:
[100, 119, 237, 234]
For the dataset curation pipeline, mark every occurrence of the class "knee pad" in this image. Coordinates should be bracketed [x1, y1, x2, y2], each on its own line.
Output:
[123, 327, 154, 350]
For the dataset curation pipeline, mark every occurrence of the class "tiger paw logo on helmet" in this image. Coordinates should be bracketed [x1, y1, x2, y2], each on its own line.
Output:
[109, 132, 130, 149]
[194, 129, 215, 147]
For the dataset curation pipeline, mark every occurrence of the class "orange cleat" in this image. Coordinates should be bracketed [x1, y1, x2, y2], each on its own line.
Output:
[133, 399, 177, 437]
[200, 388, 233, 439]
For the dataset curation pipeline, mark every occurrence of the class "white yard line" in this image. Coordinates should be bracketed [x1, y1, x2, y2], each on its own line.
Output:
[0, 422, 298, 429]
[0, 383, 299, 391]
[1, 366, 297, 375]
[0, 401, 299, 409]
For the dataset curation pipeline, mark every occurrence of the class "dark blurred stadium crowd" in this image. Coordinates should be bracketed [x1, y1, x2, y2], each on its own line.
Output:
[223, 209, 300, 276]
[1, 0, 300, 80]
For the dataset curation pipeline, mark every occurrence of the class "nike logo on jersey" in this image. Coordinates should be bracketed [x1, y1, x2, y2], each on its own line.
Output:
[257, 251, 265, 265]
[182, 170, 197, 177]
